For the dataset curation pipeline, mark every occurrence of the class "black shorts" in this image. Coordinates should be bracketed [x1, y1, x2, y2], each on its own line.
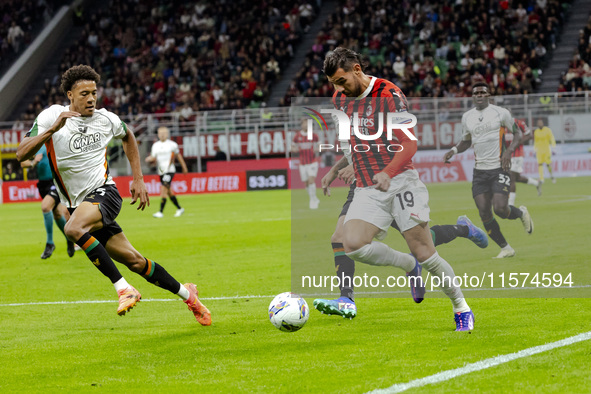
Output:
[68, 184, 123, 245]
[472, 168, 511, 198]
[338, 183, 356, 217]
[37, 180, 60, 205]
[160, 173, 175, 187]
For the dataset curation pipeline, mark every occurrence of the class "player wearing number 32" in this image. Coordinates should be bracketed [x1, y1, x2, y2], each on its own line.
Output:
[443, 82, 534, 259]
[16, 65, 211, 325]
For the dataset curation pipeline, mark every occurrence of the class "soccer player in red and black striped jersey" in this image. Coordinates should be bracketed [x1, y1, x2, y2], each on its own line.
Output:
[292, 119, 320, 209]
[506, 119, 542, 204]
[313, 47, 474, 331]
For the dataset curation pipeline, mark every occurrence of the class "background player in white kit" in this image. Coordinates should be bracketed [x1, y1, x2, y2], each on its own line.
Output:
[16, 65, 211, 325]
[145, 126, 188, 218]
[444, 82, 534, 258]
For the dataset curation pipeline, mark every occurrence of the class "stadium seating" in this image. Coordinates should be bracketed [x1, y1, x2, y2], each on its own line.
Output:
[0, 0, 64, 73]
[19, 0, 318, 121]
[558, 13, 591, 92]
[282, 0, 568, 103]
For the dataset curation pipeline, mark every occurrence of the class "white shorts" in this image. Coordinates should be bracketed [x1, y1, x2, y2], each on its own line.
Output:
[510, 157, 523, 173]
[344, 169, 430, 238]
[299, 162, 319, 182]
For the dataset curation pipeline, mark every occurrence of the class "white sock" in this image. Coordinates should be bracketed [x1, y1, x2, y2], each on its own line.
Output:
[177, 284, 190, 301]
[502, 243, 513, 250]
[527, 177, 539, 186]
[346, 241, 416, 272]
[508, 192, 516, 206]
[420, 252, 470, 313]
[113, 277, 131, 292]
[307, 183, 317, 200]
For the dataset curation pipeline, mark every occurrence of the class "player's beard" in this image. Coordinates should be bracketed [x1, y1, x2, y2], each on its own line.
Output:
[352, 79, 362, 97]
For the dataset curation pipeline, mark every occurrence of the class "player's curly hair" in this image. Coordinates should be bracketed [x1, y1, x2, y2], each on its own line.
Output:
[60, 65, 100, 94]
[323, 47, 368, 77]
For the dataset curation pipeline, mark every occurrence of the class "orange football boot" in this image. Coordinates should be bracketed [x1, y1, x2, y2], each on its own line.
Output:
[117, 286, 141, 316]
[183, 283, 211, 326]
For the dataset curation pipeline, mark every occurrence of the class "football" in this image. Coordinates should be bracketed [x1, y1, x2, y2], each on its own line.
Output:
[268, 292, 309, 332]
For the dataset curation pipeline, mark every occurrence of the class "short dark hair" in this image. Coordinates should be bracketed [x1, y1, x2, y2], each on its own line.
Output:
[60, 65, 100, 94]
[472, 81, 490, 92]
[323, 47, 367, 77]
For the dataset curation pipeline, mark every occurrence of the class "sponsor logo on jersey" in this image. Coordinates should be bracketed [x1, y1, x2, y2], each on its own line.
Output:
[69, 132, 102, 153]
[473, 121, 492, 136]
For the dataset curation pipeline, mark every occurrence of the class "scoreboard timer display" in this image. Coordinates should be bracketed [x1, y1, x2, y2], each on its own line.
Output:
[246, 169, 288, 191]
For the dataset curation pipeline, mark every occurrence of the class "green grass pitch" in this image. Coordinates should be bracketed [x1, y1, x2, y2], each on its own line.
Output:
[0, 178, 590, 392]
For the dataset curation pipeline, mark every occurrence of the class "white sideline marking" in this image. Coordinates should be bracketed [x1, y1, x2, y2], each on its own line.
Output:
[367, 331, 591, 394]
[0, 294, 271, 307]
[0, 285, 589, 307]
[550, 195, 591, 204]
[0, 285, 591, 307]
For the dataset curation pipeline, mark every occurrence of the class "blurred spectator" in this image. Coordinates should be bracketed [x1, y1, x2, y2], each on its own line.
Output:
[3, 161, 21, 181]
[393, 56, 405, 77]
[299, 2, 315, 32]
[214, 146, 227, 161]
[7, 21, 24, 53]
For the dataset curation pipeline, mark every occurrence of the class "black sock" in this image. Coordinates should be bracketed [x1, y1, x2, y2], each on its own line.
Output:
[333, 242, 355, 300]
[76, 233, 123, 283]
[160, 198, 167, 213]
[430, 225, 469, 246]
[483, 218, 507, 248]
[170, 195, 181, 209]
[507, 205, 522, 220]
[140, 258, 182, 294]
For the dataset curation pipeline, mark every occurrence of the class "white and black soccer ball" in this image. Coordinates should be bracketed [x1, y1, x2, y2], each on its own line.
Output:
[268, 292, 309, 332]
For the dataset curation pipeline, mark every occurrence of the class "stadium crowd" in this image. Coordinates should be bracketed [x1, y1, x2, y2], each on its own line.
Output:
[18, 0, 318, 123]
[282, 0, 570, 105]
[558, 13, 591, 93]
